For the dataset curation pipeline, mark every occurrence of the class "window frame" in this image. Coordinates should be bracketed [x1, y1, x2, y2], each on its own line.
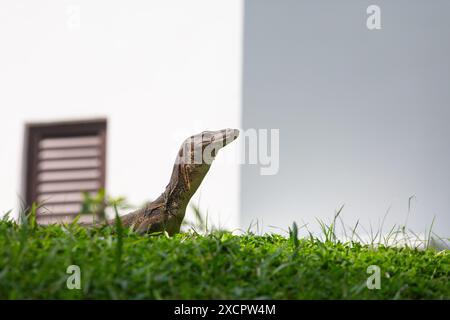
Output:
[24, 119, 108, 215]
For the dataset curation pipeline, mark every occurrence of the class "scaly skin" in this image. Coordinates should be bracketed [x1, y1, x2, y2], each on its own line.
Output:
[105, 128, 239, 235]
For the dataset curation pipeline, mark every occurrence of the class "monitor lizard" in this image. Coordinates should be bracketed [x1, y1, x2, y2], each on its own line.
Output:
[103, 128, 239, 235]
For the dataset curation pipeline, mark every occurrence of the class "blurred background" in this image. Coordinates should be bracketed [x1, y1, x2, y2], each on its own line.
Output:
[242, 0, 450, 237]
[0, 0, 242, 229]
[0, 1, 449, 237]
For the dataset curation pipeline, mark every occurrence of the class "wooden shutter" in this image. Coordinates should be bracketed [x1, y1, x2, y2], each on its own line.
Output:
[25, 120, 107, 224]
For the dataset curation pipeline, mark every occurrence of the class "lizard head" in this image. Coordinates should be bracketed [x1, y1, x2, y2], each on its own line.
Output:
[167, 128, 239, 202]
[177, 128, 240, 167]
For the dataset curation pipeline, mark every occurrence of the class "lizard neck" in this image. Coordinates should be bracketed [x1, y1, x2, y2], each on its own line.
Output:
[163, 163, 211, 220]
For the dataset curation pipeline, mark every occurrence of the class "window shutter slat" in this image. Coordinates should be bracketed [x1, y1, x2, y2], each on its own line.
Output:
[25, 120, 107, 224]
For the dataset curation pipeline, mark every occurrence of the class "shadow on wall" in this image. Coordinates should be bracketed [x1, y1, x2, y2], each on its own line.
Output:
[240, 0, 450, 236]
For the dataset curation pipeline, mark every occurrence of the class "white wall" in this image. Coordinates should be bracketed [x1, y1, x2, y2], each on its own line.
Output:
[241, 0, 450, 237]
[0, 0, 243, 229]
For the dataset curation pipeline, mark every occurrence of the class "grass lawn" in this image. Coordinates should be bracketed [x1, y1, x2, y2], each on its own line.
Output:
[0, 218, 448, 300]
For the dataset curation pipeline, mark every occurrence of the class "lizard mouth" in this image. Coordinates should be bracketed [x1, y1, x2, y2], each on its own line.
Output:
[178, 129, 240, 165]
[204, 128, 239, 147]
[221, 128, 240, 147]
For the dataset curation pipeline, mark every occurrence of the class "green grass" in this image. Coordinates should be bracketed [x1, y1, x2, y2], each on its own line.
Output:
[0, 216, 448, 300]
